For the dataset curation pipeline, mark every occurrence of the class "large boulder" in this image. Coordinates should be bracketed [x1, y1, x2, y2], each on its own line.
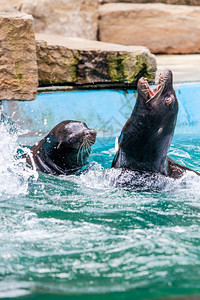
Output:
[0, 12, 38, 100]
[36, 33, 156, 88]
[0, 0, 21, 12]
[99, 0, 199, 5]
[19, 0, 98, 40]
[99, 3, 200, 54]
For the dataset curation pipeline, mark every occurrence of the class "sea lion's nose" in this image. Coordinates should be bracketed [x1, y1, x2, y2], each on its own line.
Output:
[87, 129, 97, 138]
[85, 129, 97, 144]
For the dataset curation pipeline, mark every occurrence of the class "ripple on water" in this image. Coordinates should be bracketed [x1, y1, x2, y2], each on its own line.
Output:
[0, 118, 200, 299]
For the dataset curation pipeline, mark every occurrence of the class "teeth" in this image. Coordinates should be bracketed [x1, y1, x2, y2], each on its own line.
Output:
[142, 77, 162, 102]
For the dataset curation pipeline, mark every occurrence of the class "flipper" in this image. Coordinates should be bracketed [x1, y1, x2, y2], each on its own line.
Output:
[167, 156, 200, 179]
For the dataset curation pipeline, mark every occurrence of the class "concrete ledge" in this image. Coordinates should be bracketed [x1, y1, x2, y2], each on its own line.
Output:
[36, 34, 156, 88]
[156, 54, 200, 84]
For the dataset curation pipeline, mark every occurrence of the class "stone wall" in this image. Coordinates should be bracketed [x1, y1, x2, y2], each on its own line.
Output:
[0, 0, 21, 12]
[19, 0, 99, 41]
[1, 0, 200, 54]
[99, 3, 200, 54]
[1, 1, 200, 101]
[99, 0, 200, 5]
[0, 12, 38, 100]
[0, 11, 156, 100]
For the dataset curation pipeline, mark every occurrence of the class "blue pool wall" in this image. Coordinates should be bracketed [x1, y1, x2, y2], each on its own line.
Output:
[1, 83, 200, 145]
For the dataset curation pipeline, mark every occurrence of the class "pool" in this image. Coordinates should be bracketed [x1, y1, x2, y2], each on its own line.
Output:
[0, 85, 200, 300]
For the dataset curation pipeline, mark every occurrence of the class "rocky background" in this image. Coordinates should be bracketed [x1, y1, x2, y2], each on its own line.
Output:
[1, 0, 200, 54]
[99, 0, 199, 4]
[0, 0, 200, 100]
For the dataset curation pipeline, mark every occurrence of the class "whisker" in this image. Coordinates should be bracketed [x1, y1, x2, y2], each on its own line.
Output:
[77, 137, 92, 165]
[84, 140, 91, 156]
[81, 142, 84, 164]
[77, 142, 84, 163]
[81, 140, 87, 164]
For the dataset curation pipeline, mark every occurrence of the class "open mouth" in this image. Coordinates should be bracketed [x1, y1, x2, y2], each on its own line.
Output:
[139, 70, 172, 103]
[144, 78, 161, 101]
[139, 75, 163, 103]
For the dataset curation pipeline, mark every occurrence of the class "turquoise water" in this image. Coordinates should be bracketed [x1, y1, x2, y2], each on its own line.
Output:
[1, 119, 200, 300]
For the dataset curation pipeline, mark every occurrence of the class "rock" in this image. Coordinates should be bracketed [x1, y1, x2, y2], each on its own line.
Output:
[36, 33, 156, 87]
[99, 3, 200, 54]
[0, 12, 38, 100]
[20, 0, 98, 40]
[0, 0, 21, 12]
[98, 0, 199, 5]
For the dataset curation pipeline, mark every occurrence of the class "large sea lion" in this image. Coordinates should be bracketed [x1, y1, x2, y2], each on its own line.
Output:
[112, 70, 199, 179]
[24, 120, 97, 176]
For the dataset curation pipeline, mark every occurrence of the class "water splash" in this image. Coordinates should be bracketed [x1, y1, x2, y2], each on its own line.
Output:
[0, 112, 37, 197]
[76, 161, 200, 194]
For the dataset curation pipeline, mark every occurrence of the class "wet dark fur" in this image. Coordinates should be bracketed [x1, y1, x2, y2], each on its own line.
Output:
[24, 120, 97, 176]
[112, 70, 200, 179]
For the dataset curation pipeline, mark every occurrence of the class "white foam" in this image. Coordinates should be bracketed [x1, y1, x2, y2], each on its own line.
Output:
[0, 113, 37, 197]
[77, 162, 200, 193]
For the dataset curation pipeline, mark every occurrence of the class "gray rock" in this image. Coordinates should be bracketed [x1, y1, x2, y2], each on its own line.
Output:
[36, 33, 156, 87]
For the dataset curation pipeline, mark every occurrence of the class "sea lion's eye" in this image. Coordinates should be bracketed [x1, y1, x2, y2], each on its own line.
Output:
[68, 135, 76, 143]
[165, 95, 175, 106]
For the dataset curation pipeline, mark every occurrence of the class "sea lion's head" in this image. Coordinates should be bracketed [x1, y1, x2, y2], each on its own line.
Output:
[137, 69, 178, 117]
[44, 120, 97, 169]
[135, 69, 178, 146]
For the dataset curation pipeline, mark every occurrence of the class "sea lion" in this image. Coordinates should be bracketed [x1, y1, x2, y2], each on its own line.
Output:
[112, 70, 199, 179]
[24, 120, 97, 176]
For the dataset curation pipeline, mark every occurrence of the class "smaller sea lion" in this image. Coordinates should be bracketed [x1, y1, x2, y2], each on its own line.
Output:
[24, 120, 97, 176]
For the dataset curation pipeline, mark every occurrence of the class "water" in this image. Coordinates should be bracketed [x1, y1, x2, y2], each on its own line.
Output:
[1, 117, 200, 300]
